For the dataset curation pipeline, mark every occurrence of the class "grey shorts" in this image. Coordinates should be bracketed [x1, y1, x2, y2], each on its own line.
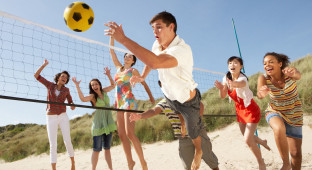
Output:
[165, 88, 204, 139]
[179, 129, 219, 170]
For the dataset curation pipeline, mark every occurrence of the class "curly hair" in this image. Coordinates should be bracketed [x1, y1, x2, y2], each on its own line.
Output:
[54, 71, 70, 84]
[264, 52, 290, 70]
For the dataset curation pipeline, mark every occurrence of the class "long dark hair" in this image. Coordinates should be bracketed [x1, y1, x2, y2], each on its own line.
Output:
[226, 56, 248, 81]
[89, 79, 103, 106]
[263, 52, 290, 70]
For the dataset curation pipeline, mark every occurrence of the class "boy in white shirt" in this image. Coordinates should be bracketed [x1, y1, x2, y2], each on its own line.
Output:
[104, 11, 204, 170]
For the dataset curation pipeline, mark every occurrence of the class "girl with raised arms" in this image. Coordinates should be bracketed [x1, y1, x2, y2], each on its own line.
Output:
[72, 67, 117, 170]
[34, 59, 76, 170]
[109, 36, 154, 170]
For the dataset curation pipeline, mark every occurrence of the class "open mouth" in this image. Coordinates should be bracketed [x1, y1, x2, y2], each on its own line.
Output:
[266, 68, 273, 72]
[230, 68, 235, 71]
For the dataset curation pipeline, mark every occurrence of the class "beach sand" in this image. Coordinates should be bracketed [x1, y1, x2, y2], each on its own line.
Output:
[1, 115, 311, 170]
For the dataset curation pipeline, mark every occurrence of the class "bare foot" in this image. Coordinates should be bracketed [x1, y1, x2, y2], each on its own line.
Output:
[259, 139, 271, 151]
[128, 160, 135, 170]
[191, 150, 202, 170]
[259, 161, 266, 170]
[280, 164, 291, 170]
[141, 160, 148, 170]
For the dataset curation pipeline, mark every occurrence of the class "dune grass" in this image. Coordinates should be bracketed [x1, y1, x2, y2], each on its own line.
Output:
[0, 54, 311, 162]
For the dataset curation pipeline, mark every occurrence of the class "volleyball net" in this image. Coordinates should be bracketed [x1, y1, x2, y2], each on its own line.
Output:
[0, 11, 232, 116]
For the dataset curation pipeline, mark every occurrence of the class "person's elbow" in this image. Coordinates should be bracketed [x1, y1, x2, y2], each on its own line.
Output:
[79, 97, 88, 102]
[148, 62, 159, 69]
[296, 74, 301, 80]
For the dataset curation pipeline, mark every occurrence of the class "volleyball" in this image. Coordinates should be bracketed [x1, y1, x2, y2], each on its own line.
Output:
[63, 2, 94, 32]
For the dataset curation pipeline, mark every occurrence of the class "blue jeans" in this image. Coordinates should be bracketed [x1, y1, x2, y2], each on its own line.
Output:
[93, 133, 113, 151]
[266, 113, 302, 139]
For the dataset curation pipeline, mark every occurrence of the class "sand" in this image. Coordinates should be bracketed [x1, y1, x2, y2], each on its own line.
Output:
[1, 116, 311, 170]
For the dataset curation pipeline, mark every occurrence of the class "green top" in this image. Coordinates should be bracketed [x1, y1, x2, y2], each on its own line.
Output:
[91, 91, 117, 136]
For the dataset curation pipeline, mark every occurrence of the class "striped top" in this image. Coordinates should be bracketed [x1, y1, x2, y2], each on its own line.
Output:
[156, 99, 189, 138]
[264, 74, 303, 126]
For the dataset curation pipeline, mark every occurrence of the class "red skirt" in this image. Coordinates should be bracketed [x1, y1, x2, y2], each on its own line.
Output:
[228, 89, 261, 124]
[235, 99, 261, 124]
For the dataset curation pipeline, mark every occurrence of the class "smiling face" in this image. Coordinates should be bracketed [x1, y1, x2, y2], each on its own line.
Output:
[124, 53, 135, 66]
[90, 80, 101, 93]
[228, 58, 243, 75]
[58, 73, 68, 85]
[263, 55, 282, 76]
[55, 71, 70, 85]
[151, 19, 175, 49]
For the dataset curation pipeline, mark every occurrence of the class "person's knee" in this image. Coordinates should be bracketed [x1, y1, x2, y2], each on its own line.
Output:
[118, 130, 127, 140]
[189, 131, 200, 140]
[272, 125, 286, 136]
[50, 143, 57, 150]
[244, 136, 254, 147]
[63, 138, 73, 146]
[93, 151, 100, 155]
[126, 131, 136, 141]
[290, 148, 302, 159]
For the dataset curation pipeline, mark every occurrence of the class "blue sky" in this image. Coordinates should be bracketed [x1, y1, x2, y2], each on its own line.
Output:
[0, 0, 311, 126]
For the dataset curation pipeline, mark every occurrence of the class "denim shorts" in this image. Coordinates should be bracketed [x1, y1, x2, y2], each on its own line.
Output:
[93, 133, 113, 151]
[266, 113, 302, 139]
[165, 88, 204, 139]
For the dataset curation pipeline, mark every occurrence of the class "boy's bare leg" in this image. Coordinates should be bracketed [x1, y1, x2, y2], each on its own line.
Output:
[177, 114, 202, 170]
[191, 136, 203, 170]
[178, 114, 186, 137]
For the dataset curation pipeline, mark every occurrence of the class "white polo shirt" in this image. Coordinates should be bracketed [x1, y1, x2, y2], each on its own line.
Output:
[152, 35, 198, 103]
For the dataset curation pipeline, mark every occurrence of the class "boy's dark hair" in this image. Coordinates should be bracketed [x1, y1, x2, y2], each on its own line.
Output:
[124, 53, 137, 67]
[264, 52, 290, 70]
[54, 71, 70, 84]
[149, 11, 177, 34]
[226, 56, 248, 81]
